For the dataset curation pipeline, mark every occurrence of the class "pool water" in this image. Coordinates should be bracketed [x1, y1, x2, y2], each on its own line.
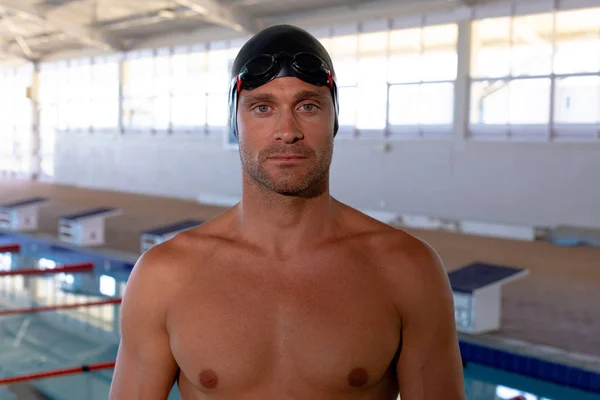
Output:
[464, 362, 600, 400]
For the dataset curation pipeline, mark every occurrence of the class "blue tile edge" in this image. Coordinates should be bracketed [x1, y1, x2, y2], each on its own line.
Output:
[459, 340, 600, 394]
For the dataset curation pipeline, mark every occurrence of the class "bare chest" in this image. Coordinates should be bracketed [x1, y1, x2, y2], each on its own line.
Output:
[167, 255, 401, 396]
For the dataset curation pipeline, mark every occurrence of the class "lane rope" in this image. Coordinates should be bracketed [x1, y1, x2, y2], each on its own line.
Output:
[0, 298, 122, 316]
[0, 361, 116, 385]
[0, 262, 94, 277]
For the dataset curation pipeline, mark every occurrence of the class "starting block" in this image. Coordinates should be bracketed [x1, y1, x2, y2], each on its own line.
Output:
[547, 225, 600, 248]
[450, 262, 529, 335]
[140, 219, 204, 253]
[58, 207, 122, 247]
[0, 197, 49, 232]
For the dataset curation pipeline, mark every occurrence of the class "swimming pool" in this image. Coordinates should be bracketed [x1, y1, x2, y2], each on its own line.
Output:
[465, 362, 600, 400]
[1, 231, 599, 400]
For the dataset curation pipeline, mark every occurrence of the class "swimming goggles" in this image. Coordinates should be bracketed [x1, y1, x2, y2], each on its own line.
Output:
[231, 51, 335, 93]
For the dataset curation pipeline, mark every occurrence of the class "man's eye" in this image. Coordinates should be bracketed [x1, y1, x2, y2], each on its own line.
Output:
[301, 104, 318, 112]
[255, 105, 270, 113]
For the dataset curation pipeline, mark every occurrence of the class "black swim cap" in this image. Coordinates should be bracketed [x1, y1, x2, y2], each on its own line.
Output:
[228, 24, 339, 139]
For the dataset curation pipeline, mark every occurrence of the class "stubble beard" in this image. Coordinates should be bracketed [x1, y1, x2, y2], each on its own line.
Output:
[240, 143, 332, 198]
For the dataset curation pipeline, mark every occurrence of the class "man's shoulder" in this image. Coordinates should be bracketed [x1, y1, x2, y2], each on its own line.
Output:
[376, 228, 440, 268]
[368, 227, 453, 324]
[341, 207, 449, 306]
[134, 211, 238, 276]
[339, 204, 438, 266]
[364, 227, 442, 282]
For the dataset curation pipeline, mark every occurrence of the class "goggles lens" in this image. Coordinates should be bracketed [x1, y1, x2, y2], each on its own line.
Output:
[243, 54, 276, 76]
[293, 53, 325, 74]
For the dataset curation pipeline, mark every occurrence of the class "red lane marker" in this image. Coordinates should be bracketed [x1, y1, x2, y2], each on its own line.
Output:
[0, 243, 20, 253]
[0, 298, 122, 316]
[0, 361, 116, 385]
[0, 262, 93, 277]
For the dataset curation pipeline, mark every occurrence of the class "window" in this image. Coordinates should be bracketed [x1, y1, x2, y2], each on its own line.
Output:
[155, 53, 172, 98]
[206, 45, 229, 128]
[389, 28, 422, 83]
[389, 84, 420, 125]
[39, 105, 58, 176]
[356, 31, 388, 130]
[421, 24, 458, 82]
[206, 45, 229, 93]
[172, 51, 190, 93]
[390, 82, 455, 126]
[0, 65, 32, 174]
[90, 57, 119, 131]
[38, 58, 116, 137]
[171, 50, 208, 130]
[471, 15, 552, 132]
[172, 44, 234, 133]
[471, 78, 551, 125]
[508, 78, 551, 124]
[123, 54, 156, 131]
[554, 8, 600, 74]
[511, 13, 554, 77]
[319, 22, 457, 138]
[172, 93, 207, 128]
[330, 32, 358, 134]
[337, 87, 357, 126]
[0, 71, 16, 157]
[116, 42, 240, 136]
[39, 64, 62, 177]
[554, 75, 600, 125]
[470, 7, 600, 138]
[330, 33, 358, 87]
[388, 23, 458, 136]
[65, 60, 93, 131]
[553, 7, 600, 132]
[189, 50, 208, 95]
[123, 97, 154, 130]
[207, 91, 228, 127]
[124, 57, 154, 98]
[153, 51, 172, 131]
[470, 80, 509, 125]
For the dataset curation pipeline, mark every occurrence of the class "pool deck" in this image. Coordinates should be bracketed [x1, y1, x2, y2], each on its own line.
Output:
[1, 178, 599, 375]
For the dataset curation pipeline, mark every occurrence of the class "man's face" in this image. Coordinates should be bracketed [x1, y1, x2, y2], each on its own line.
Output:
[237, 76, 335, 197]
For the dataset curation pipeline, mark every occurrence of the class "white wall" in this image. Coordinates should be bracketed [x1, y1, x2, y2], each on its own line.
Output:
[53, 131, 600, 229]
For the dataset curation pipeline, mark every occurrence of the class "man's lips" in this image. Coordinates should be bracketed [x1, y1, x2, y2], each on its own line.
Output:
[268, 154, 308, 160]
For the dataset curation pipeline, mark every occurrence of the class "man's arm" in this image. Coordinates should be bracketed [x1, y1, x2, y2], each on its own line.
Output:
[110, 247, 179, 399]
[391, 236, 465, 400]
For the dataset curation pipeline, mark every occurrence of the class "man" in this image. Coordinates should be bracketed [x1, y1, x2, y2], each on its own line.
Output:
[110, 25, 466, 400]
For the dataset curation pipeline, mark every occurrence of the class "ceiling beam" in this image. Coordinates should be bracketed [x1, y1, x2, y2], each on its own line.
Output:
[265, 0, 461, 28]
[0, 9, 35, 59]
[0, 41, 33, 61]
[173, 0, 261, 34]
[0, 0, 119, 51]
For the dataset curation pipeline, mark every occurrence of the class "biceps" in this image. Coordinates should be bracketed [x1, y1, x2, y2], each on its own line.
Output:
[396, 327, 464, 400]
[110, 329, 179, 400]
[396, 300, 465, 399]
[110, 284, 178, 398]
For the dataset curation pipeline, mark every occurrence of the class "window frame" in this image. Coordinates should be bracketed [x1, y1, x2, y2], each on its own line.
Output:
[468, 3, 600, 141]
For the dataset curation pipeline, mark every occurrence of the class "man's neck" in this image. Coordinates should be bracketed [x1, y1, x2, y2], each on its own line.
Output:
[237, 178, 337, 257]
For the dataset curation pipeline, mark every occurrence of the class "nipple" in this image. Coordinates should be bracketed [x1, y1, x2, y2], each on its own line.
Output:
[199, 370, 219, 389]
[348, 368, 369, 387]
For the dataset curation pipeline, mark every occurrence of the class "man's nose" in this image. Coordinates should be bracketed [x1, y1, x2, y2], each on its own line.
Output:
[273, 108, 303, 143]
